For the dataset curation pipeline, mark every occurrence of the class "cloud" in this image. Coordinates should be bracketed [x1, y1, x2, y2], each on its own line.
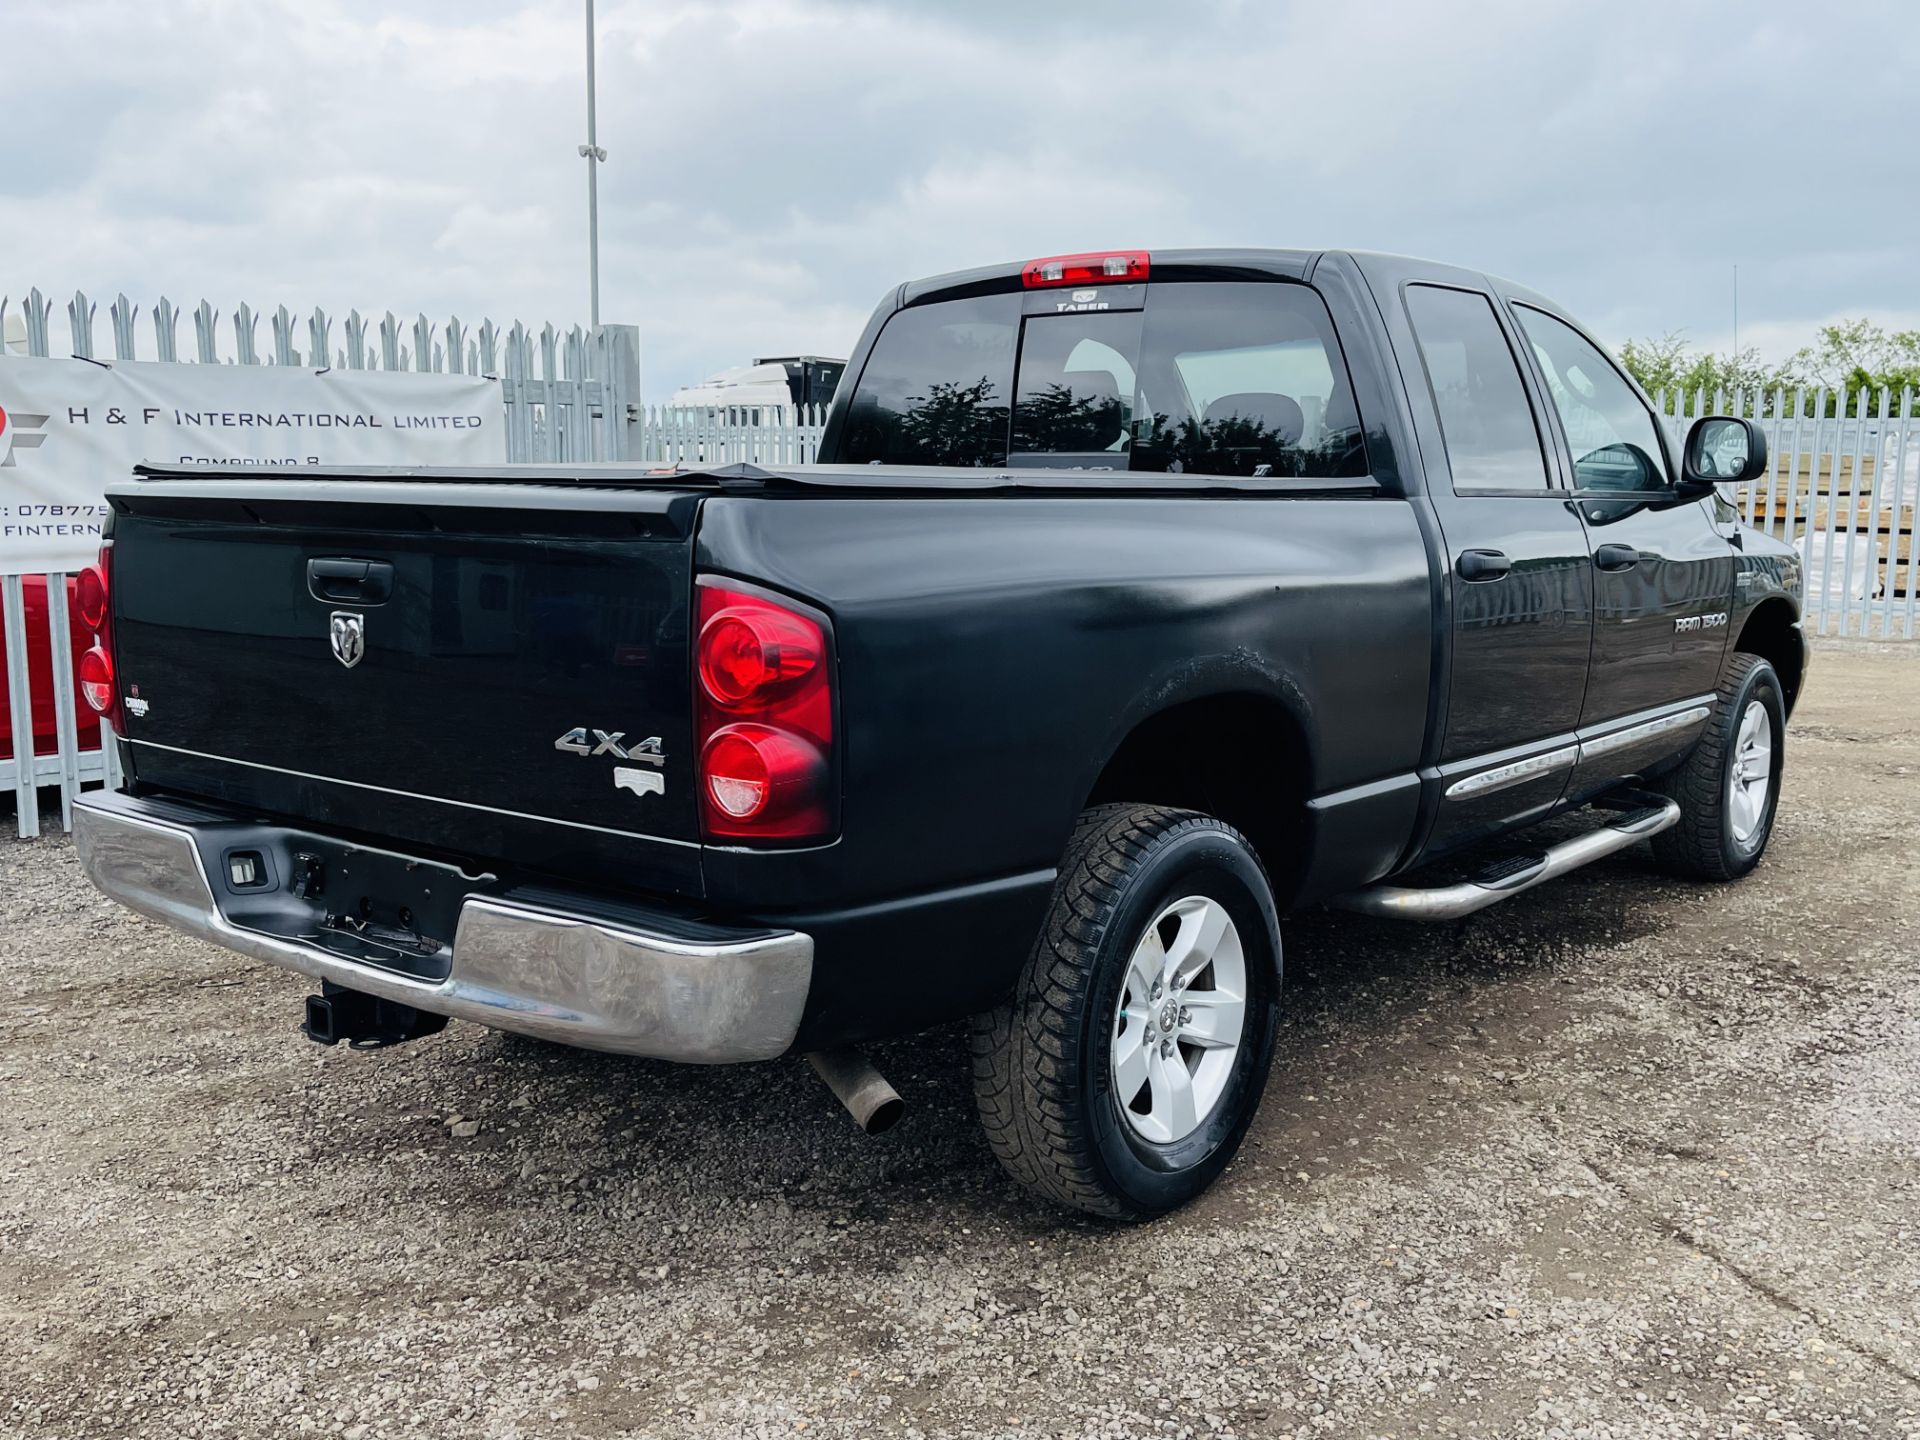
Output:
[5, 0, 1918, 394]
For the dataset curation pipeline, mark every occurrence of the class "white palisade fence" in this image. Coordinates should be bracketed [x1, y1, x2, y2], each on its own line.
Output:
[634, 403, 827, 467]
[0, 286, 643, 463]
[1654, 386, 1920, 641]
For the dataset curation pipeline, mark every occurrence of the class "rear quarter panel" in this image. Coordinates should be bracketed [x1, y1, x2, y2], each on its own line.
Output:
[696, 492, 1433, 914]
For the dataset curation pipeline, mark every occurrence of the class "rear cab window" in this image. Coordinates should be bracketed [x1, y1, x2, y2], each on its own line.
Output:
[835, 298, 1015, 467]
[838, 281, 1368, 478]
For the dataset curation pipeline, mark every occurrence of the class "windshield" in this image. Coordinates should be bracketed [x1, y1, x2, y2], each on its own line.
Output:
[837, 282, 1367, 478]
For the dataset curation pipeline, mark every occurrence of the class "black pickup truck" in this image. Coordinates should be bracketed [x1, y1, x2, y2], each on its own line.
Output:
[73, 249, 1806, 1218]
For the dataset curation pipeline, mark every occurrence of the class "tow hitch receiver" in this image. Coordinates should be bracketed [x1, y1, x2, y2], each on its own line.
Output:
[301, 980, 449, 1049]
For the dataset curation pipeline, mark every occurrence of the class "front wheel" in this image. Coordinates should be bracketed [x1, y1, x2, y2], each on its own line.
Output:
[970, 804, 1282, 1220]
[1652, 652, 1786, 881]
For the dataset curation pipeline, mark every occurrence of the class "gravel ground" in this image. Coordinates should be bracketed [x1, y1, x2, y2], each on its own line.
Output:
[3, 641, 1918, 1440]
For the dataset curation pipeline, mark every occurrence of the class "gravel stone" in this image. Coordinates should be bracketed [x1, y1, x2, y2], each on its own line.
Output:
[1, 639, 1916, 1437]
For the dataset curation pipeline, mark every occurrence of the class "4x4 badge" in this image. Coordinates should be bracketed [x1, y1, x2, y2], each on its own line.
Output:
[554, 728, 666, 766]
[329, 611, 365, 669]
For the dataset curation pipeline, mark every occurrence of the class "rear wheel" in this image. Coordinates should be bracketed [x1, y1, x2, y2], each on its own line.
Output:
[1652, 652, 1785, 881]
[971, 804, 1282, 1220]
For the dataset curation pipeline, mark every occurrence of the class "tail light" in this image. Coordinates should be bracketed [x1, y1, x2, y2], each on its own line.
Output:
[1021, 250, 1150, 289]
[75, 544, 122, 732]
[77, 646, 115, 714]
[695, 581, 834, 842]
[75, 565, 108, 632]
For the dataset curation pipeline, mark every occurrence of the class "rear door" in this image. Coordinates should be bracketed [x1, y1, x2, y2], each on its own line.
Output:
[109, 479, 705, 894]
[1506, 303, 1733, 793]
[1397, 282, 1595, 855]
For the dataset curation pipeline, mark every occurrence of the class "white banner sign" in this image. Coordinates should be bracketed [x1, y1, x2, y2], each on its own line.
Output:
[0, 358, 505, 573]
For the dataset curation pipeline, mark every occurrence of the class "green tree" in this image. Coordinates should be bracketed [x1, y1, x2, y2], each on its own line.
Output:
[1010, 381, 1125, 454]
[895, 376, 1008, 465]
[1617, 320, 1920, 418]
[1616, 333, 1802, 410]
[1789, 319, 1920, 410]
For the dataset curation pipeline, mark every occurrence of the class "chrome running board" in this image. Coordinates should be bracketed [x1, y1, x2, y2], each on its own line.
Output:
[1332, 796, 1681, 921]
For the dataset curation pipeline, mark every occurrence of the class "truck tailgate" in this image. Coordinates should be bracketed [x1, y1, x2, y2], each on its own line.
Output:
[107, 478, 707, 896]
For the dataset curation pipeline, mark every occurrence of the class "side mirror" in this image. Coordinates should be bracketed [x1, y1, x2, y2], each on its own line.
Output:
[1682, 415, 1768, 490]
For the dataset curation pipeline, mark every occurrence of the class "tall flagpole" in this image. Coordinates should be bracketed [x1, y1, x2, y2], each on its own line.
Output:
[578, 0, 606, 328]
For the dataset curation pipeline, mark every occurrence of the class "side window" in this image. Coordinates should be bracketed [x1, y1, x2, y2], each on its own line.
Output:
[1404, 284, 1552, 493]
[1514, 306, 1670, 493]
[839, 296, 1017, 467]
[1129, 282, 1367, 479]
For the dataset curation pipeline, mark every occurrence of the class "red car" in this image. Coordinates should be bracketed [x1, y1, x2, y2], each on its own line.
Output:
[0, 575, 104, 762]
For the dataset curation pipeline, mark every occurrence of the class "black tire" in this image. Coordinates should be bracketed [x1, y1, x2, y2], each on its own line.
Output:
[970, 803, 1283, 1220]
[1652, 652, 1785, 881]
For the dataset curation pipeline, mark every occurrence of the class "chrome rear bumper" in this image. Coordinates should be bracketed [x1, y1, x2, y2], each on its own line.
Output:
[72, 792, 812, 1062]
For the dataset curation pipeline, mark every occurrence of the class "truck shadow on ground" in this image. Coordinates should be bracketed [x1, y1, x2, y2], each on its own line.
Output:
[436, 848, 1675, 1231]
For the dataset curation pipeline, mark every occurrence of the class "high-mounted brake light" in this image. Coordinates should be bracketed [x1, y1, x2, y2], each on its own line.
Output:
[1020, 250, 1150, 289]
[695, 582, 834, 842]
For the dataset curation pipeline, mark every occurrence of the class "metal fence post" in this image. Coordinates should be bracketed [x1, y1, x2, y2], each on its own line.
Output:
[601, 324, 642, 460]
[44, 574, 82, 830]
[3, 575, 41, 838]
[1896, 390, 1918, 639]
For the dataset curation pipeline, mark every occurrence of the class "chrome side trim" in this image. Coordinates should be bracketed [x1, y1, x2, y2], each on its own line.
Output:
[1306, 770, 1423, 813]
[1442, 696, 1715, 801]
[1444, 744, 1579, 800]
[1577, 704, 1711, 761]
[1580, 694, 1715, 739]
[73, 794, 810, 1062]
[1333, 798, 1680, 921]
[128, 738, 699, 848]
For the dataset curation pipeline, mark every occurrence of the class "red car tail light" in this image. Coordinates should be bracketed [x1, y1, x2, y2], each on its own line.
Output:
[695, 582, 834, 841]
[75, 565, 109, 633]
[1020, 250, 1150, 289]
[699, 603, 822, 707]
[701, 724, 826, 822]
[76, 545, 122, 730]
[78, 645, 115, 714]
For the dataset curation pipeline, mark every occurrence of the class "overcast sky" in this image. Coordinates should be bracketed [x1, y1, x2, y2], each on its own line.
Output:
[8, 0, 1918, 397]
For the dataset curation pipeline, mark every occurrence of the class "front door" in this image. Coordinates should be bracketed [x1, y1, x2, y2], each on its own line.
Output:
[1401, 283, 1595, 855]
[1507, 303, 1735, 795]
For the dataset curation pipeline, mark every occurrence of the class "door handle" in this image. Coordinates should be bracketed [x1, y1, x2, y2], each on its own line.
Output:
[1456, 549, 1511, 582]
[307, 557, 395, 605]
[1594, 544, 1640, 573]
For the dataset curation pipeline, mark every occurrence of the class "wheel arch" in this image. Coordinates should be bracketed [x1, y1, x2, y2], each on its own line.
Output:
[1732, 596, 1806, 716]
[1081, 689, 1315, 907]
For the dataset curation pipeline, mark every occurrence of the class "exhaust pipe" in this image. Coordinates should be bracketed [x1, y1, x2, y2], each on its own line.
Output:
[806, 1048, 905, 1134]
